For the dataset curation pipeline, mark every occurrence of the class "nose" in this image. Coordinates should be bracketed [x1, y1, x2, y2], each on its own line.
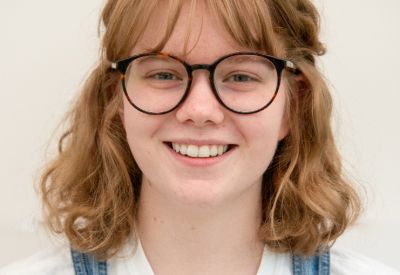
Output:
[175, 71, 225, 127]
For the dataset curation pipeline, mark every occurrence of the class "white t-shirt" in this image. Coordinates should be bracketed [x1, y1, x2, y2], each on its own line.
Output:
[1, 239, 399, 275]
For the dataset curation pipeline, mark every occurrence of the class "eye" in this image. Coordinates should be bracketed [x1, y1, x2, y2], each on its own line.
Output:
[150, 72, 181, 81]
[227, 74, 253, 82]
[224, 73, 258, 83]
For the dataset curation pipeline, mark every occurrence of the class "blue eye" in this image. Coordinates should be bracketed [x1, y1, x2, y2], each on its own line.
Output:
[153, 72, 178, 80]
[230, 74, 252, 82]
[224, 73, 257, 83]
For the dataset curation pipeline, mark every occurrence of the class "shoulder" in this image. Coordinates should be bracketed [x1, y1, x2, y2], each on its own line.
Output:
[0, 245, 74, 275]
[259, 246, 400, 275]
[330, 246, 400, 275]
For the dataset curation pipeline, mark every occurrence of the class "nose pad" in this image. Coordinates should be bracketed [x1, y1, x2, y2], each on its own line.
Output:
[175, 72, 224, 126]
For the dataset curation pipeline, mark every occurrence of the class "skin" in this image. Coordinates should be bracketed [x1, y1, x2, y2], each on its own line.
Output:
[120, 1, 290, 274]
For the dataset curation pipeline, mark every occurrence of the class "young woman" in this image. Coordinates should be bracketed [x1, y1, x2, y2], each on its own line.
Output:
[1, 0, 399, 274]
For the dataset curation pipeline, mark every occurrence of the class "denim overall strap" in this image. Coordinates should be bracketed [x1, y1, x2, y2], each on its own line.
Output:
[69, 247, 329, 275]
[70, 249, 108, 275]
[292, 250, 330, 275]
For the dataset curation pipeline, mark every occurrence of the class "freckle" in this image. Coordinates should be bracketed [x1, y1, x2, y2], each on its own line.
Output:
[153, 217, 158, 222]
[191, 227, 196, 231]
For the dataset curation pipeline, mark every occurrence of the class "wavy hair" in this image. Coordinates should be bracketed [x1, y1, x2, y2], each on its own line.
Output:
[39, 0, 361, 259]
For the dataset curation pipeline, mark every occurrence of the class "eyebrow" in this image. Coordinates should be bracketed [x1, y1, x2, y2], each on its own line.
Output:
[135, 55, 178, 65]
[217, 55, 272, 67]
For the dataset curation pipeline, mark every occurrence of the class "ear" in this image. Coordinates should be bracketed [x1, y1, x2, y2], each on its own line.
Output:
[294, 73, 310, 96]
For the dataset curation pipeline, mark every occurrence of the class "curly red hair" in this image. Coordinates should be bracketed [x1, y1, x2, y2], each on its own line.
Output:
[39, 0, 361, 259]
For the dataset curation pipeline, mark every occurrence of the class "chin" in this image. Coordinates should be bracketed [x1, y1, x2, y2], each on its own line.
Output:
[168, 178, 230, 208]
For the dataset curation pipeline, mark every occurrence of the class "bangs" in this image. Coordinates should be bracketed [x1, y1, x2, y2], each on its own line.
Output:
[208, 0, 280, 55]
[102, 0, 282, 62]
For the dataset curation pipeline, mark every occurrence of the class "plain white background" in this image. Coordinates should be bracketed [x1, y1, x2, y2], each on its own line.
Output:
[0, 0, 399, 271]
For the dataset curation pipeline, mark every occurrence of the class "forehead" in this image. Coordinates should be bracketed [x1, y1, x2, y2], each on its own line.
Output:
[131, 1, 249, 62]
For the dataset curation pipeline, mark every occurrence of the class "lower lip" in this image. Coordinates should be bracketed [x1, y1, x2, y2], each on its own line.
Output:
[164, 143, 237, 167]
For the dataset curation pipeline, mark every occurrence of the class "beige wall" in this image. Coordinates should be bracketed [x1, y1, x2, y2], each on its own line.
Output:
[0, 0, 399, 270]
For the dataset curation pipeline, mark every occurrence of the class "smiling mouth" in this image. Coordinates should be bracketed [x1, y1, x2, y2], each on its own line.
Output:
[164, 142, 236, 158]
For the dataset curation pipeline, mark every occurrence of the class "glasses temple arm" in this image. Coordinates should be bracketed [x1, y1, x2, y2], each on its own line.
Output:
[285, 60, 301, 75]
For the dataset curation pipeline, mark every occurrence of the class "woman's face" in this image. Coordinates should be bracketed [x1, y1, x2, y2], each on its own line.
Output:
[121, 2, 289, 208]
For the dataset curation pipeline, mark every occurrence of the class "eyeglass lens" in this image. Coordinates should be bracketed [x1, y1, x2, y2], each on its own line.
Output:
[123, 54, 279, 114]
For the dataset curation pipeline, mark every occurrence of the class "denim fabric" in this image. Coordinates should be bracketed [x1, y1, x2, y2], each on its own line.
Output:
[71, 248, 330, 275]
[292, 250, 330, 275]
[70, 249, 107, 275]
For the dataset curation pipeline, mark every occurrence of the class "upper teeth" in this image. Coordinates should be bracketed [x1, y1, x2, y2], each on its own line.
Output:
[172, 143, 229, 158]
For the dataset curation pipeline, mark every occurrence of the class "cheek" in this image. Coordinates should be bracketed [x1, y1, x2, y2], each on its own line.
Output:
[229, 119, 281, 188]
[236, 92, 287, 166]
[243, 93, 287, 143]
[122, 101, 154, 158]
[121, 98, 170, 166]
[244, 118, 282, 156]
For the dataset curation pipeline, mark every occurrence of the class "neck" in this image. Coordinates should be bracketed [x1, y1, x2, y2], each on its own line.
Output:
[136, 178, 265, 275]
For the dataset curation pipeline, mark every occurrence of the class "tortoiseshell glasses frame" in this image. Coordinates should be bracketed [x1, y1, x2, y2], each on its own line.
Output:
[111, 52, 299, 115]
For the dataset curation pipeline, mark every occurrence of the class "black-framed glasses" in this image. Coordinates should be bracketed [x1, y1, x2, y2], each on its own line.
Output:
[111, 52, 299, 115]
